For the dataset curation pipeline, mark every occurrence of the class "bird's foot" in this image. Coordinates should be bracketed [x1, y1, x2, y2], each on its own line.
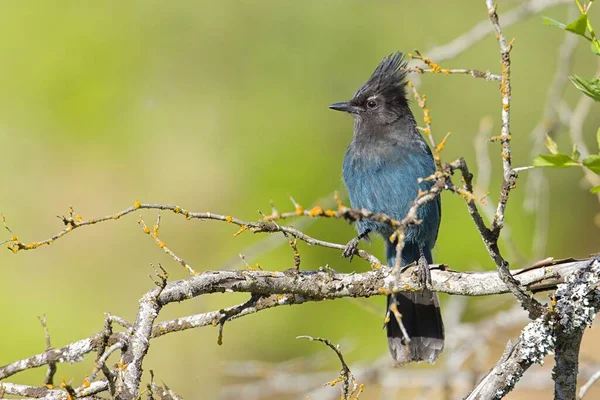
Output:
[417, 251, 432, 291]
[342, 237, 360, 262]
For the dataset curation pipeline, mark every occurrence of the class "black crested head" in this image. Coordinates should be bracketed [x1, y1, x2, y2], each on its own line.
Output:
[329, 52, 411, 126]
[353, 52, 409, 106]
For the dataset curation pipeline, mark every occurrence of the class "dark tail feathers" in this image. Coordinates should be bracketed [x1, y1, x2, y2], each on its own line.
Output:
[386, 242, 444, 364]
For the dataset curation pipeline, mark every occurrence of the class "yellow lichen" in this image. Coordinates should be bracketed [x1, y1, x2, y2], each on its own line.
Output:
[233, 225, 247, 237]
[308, 206, 324, 216]
[327, 376, 343, 387]
[133, 200, 141, 209]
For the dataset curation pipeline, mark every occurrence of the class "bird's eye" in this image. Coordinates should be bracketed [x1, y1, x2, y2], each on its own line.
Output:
[366, 100, 377, 109]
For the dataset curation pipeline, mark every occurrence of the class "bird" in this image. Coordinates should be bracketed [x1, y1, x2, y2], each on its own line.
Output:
[328, 52, 444, 364]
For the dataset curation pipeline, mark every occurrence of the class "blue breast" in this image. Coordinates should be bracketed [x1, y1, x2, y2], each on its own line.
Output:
[342, 146, 440, 249]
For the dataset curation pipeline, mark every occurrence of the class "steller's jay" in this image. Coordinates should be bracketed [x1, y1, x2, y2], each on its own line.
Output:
[329, 52, 444, 364]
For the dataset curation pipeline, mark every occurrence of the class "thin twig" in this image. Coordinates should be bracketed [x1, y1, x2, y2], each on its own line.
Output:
[137, 214, 198, 275]
[37, 315, 57, 387]
[297, 336, 363, 400]
[3, 201, 384, 267]
[579, 369, 600, 399]
[482, 0, 544, 319]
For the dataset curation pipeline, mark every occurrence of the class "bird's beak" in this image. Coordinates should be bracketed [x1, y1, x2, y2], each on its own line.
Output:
[328, 101, 360, 114]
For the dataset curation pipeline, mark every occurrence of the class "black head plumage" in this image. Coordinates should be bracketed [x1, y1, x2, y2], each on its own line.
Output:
[329, 52, 411, 125]
[352, 52, 409, 104]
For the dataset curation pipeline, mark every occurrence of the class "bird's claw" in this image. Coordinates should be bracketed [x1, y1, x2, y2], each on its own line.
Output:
[417, 252, 432, 291]
[342, 237, 360, 262]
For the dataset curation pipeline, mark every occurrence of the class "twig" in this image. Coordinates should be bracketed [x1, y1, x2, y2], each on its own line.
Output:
[297, 336, 362, 400]
[579, 369, 600, 399]
[404, 66, 501, 81]
[220, 193, 338, 269]
[92, 313, 119, 395]
[0, 380, 108, 399]
[289, 238, 301, 272]
[406, 51, 501, 81]
[137, 214, 198, 275]
[37, 315, 56, 387]
[481, 0, 544, 319]
[3, 202, 384, 267]
[387, 302, 411, 349]
[425, 0, 571, 62]
[86, 342, 123, 388]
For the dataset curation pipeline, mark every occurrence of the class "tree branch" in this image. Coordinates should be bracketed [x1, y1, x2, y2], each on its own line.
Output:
[0, 256, 594, 391]
[466, 257, 600, 399]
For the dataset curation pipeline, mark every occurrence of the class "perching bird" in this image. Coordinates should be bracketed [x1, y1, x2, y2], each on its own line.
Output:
[329, 52, 444, 364]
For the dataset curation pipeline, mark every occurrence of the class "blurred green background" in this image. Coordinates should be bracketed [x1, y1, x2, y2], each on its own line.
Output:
[1, 0, 599, 398]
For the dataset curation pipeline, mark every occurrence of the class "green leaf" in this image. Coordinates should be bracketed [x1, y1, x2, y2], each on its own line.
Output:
[570, 75, 600, 102]
[583, 154, 600, 174]
[533, 154, 579, 168]
[565, 13, 589, 36]
[592, 41, 600, 56]
[545, 134, 559, 154]
[542, 16, 566, 30]
[591, 185, 600, 194]
[572, 144, 581, 161]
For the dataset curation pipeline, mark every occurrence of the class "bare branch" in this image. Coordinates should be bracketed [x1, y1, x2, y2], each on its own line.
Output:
[579, 369, 600, 399]
[479, 0, 545, 319]
[3, 202, 385, 267]
[425, 0, 570, 62]
[407, 50, 501, 81]
[297, 336, 362, 400]
[1, 256, 594, 387]
[467, 258, 600, 399]
[37, 315, 57, 387]
[138, 214, 198, 275]
[115, 265, 169, 399]
[0, 380, 108, 399]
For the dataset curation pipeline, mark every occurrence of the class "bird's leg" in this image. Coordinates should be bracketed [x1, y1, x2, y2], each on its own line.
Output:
[417, 246, 431, 290]
[342, 229, 370, 262]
